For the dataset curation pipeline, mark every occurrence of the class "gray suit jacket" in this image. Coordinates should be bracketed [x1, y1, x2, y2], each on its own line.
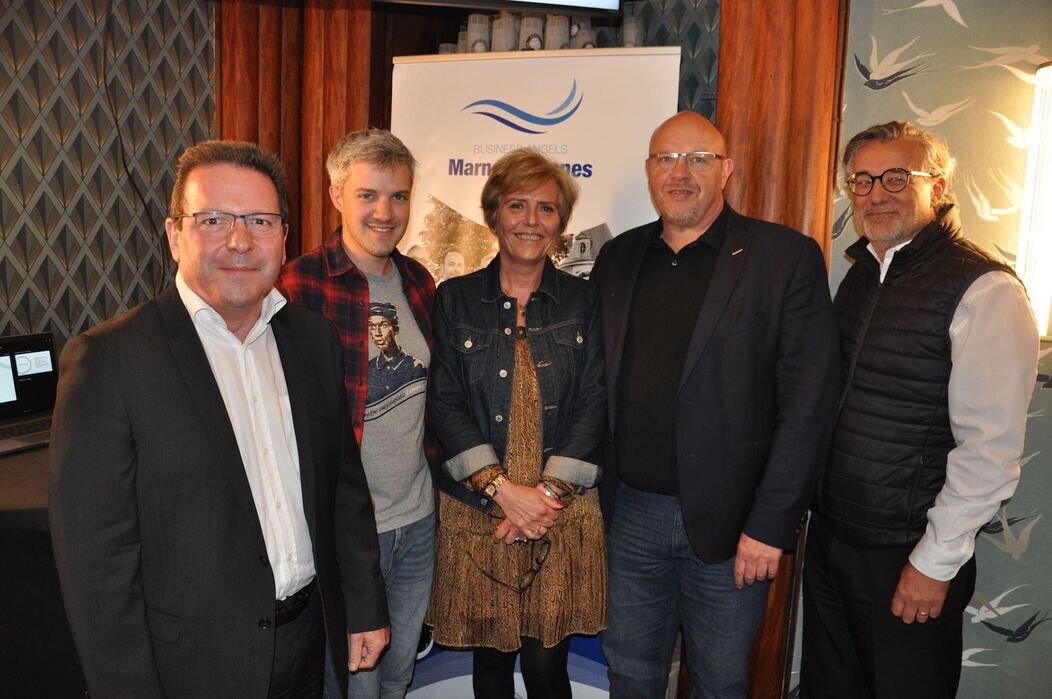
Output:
[49, 286, 387, 698]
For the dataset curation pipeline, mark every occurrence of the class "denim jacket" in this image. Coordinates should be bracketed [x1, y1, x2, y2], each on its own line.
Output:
[427, 257, 606, 513]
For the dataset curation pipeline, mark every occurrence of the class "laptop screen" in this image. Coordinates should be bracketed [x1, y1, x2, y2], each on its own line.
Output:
[0, 333, 57, 422]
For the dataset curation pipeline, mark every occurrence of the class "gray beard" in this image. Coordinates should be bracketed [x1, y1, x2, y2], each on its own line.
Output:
[853, 209, 930, 248]
[661, 204, 702, 229]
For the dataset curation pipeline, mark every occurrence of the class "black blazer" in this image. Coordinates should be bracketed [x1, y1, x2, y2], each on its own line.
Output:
[591, 206, 839, 562]
[49, 286, 388, 698]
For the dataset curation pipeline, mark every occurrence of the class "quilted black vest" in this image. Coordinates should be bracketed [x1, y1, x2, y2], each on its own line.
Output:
[820, 206, 1013, 546]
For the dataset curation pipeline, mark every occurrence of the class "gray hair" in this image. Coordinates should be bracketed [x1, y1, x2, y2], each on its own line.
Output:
[842, 120, 957, 206]
[326, 129, 417, 189]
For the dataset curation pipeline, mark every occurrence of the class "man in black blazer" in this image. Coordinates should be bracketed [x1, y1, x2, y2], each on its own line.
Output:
[591, 112, 839, 698]
[49, 141, 389, 698]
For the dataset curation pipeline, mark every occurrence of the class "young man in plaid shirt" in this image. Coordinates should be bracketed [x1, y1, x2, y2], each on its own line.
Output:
[278, 129, 437, 699]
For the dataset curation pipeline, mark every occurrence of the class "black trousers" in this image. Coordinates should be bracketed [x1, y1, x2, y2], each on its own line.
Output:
[269, 586, 326, 699]
[800, 515, 976, 699]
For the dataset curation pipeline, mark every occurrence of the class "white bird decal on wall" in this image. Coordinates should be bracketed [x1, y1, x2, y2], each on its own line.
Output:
[996, 63, 1038, 85]
[961, 44, 1049, 69]
[961, 648, 997, 667]
[883, 0, 967, 28]
[981, 510, 1042, 560]
[967, 585, 1032, 624]
[988, 110, 1030, 149]
[901, 91, 973, 126]
[990, 169, 1023, 205]
[855, 36, 932, 90]
[964, 176, 1020, 222]
[868, 36, 932, 80]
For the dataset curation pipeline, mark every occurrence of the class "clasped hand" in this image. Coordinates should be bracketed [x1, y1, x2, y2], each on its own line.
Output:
[493, 482, 565, 544]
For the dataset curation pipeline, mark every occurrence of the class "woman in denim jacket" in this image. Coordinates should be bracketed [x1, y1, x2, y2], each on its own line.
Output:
[426, 149, 606, 698]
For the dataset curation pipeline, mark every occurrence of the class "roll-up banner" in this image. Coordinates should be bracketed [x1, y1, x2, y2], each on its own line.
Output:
[392, 47, 680, 695]
[391, 47, 681, 282]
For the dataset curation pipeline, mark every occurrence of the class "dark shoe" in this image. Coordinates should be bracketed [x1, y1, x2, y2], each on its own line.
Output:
[416, 623, 434, 660]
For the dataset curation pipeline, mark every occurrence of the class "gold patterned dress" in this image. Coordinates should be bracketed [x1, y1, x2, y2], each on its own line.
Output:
[428, 330, 607, 651]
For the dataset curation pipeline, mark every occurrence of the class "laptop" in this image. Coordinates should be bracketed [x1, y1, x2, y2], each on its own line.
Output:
[0, 333, 58, 457]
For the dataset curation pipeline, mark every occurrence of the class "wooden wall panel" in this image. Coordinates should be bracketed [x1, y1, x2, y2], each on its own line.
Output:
[716, 2, 849, 697]
[717, 0, 849, 261]
[215, 0, 372, 256]
[216, 1, 261, 141]
[277, 3, 305, 251]
[300, 2, 341, 252]
[215, 1, 460, 255]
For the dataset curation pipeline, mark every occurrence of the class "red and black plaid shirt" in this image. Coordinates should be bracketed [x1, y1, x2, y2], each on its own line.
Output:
[277, 228, 440, 464]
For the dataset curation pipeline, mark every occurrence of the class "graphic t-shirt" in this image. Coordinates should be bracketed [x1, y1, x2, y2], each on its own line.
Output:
[361, 265, 433, 533]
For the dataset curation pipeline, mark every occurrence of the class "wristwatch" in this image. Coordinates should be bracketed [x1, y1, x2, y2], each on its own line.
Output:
[482, 473, 508, 499]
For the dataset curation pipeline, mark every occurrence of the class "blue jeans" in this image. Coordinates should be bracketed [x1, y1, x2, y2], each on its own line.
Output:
[325, 510, 436, 699]
[602, 484, 768, 699]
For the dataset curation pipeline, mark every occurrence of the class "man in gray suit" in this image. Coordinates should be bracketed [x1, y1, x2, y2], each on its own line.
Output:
[49, 141, 389, 698]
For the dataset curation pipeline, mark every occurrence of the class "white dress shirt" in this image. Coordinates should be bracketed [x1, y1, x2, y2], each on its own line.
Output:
[176, 273, 316, 599]
[870, 241, 1040, 581]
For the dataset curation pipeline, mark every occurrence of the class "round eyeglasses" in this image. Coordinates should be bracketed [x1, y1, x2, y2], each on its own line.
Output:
[648, 151, 725, 173]
[845, 168, 935, 196]
[171, 211, 286, 239]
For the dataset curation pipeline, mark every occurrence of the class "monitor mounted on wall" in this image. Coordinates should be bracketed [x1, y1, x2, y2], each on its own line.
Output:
[386, 0, 622, 17]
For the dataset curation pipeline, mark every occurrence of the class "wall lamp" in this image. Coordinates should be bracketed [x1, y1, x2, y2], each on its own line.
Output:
[1017, 61, 1052, 336]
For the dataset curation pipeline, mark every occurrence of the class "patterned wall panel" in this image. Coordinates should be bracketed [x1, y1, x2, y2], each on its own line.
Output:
[830, 1, 1048, 290]
[0, 0, 214, 343]
[597, 0, 721, 119]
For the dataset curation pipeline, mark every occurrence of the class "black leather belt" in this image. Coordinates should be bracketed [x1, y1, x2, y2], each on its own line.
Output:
[275, 578, 316, 627]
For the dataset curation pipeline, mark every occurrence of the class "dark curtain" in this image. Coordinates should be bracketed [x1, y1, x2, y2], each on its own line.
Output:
[716, 2, 850, 697]
[718, 0, 849, 263]
[214, 0, 373, 257]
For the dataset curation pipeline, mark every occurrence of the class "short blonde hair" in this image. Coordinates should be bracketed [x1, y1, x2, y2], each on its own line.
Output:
[326, 129, 417, 190]
[480, 148, 579, 234]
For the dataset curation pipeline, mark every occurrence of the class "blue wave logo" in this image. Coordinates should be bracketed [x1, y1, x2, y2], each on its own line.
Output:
[462, 80, 583, 134]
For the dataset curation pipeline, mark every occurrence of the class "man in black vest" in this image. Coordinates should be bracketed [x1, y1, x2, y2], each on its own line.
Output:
[801, 121, 1039, 698]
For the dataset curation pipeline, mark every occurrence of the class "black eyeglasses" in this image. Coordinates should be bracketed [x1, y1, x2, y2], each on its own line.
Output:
[170, 210, 287, 239]
[845, 168, 935, 196]
[468, 535, 551, 595]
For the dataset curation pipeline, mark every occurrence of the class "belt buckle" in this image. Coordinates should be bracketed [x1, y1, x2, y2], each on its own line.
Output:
[275, 578, 315, 627]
